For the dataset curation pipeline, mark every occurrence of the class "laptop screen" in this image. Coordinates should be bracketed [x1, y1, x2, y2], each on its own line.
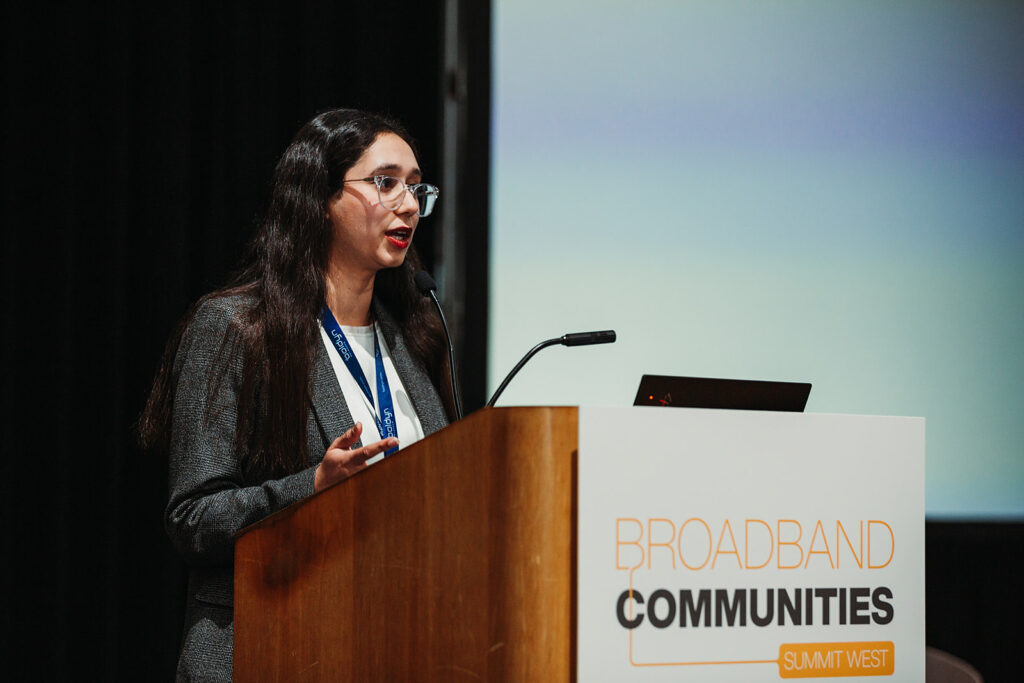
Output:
[634, 375, 811, 412]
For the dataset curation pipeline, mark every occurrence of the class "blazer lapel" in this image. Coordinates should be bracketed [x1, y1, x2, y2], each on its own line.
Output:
[309, 336, 360, 449]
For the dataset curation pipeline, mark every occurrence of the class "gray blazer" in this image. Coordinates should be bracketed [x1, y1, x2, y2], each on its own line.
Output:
[165, 293, 449, 681]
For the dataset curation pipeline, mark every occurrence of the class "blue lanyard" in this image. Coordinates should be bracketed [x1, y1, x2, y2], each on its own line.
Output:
[320, 306, 398, 456]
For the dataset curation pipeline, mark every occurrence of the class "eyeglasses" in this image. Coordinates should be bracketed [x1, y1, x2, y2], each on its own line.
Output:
[342, 175, 440, 217]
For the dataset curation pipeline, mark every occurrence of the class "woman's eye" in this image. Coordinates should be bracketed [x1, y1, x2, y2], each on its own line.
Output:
[378, 176, 399, 192]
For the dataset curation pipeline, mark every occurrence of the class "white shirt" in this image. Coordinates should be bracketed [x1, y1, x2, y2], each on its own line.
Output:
[319, 322, 426, 464]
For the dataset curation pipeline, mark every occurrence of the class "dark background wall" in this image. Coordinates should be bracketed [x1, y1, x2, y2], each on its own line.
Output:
[0, 2, 1018, 681]
[1, 3, 450, 678]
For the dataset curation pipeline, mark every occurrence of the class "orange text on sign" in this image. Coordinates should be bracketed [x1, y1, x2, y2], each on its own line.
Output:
[778, 641, 894, 678]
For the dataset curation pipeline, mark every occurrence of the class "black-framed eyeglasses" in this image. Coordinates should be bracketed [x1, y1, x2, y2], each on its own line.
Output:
[343, 175, 440, 217]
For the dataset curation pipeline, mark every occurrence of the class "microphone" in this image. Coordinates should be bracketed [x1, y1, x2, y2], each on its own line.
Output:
[561, 330, 617, 346]
[486, 330, 617, 408]
[414, 270, 464, 420]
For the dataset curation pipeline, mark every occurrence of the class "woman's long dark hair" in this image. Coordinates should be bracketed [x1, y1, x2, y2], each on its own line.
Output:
[139, 108, 454, 478]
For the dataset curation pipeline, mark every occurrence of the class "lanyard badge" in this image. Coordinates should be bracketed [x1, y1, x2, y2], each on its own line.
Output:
[320, 306, 399, 456]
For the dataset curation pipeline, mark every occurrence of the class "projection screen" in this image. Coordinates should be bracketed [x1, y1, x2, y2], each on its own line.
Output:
[489, 0, 1024, 518]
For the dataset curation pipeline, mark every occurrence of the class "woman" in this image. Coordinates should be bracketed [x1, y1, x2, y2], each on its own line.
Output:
[139, 108, 455, 681]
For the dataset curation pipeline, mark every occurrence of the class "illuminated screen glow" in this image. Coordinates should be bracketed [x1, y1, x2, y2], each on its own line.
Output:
[490, 1, 1024, 517]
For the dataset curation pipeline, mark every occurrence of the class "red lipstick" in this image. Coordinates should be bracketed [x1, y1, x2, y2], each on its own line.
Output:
[386, 227, 412, 249]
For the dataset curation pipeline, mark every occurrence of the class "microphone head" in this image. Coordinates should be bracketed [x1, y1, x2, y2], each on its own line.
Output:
[414, 270, 437, 296]
[561, 330, 617, 346]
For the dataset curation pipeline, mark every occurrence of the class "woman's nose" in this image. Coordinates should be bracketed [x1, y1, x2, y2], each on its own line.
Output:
[397, 186, 420, 215]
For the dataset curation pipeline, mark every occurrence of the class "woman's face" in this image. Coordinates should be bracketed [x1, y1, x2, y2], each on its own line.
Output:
[326, 132, 421, 278]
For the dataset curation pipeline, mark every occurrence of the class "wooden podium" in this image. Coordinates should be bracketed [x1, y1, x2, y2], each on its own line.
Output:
[234, 407, 578, 681]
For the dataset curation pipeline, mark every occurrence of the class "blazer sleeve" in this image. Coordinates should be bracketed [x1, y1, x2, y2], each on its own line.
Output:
[164, 296, 317, 567]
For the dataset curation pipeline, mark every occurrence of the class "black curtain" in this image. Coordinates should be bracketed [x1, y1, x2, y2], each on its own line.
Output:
[2, 3, 442, 678]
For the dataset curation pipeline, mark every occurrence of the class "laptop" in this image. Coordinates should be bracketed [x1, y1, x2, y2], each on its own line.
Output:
[633, 374, 811, 412]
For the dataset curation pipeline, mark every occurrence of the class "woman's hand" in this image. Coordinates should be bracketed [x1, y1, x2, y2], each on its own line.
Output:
[314, 422, 398, 493]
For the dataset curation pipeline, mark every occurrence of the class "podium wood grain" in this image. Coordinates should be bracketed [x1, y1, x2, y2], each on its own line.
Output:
[234, 406, 578, 681]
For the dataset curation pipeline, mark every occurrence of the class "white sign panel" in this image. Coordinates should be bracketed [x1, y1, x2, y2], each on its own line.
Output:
[578, 407, 924, 681]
